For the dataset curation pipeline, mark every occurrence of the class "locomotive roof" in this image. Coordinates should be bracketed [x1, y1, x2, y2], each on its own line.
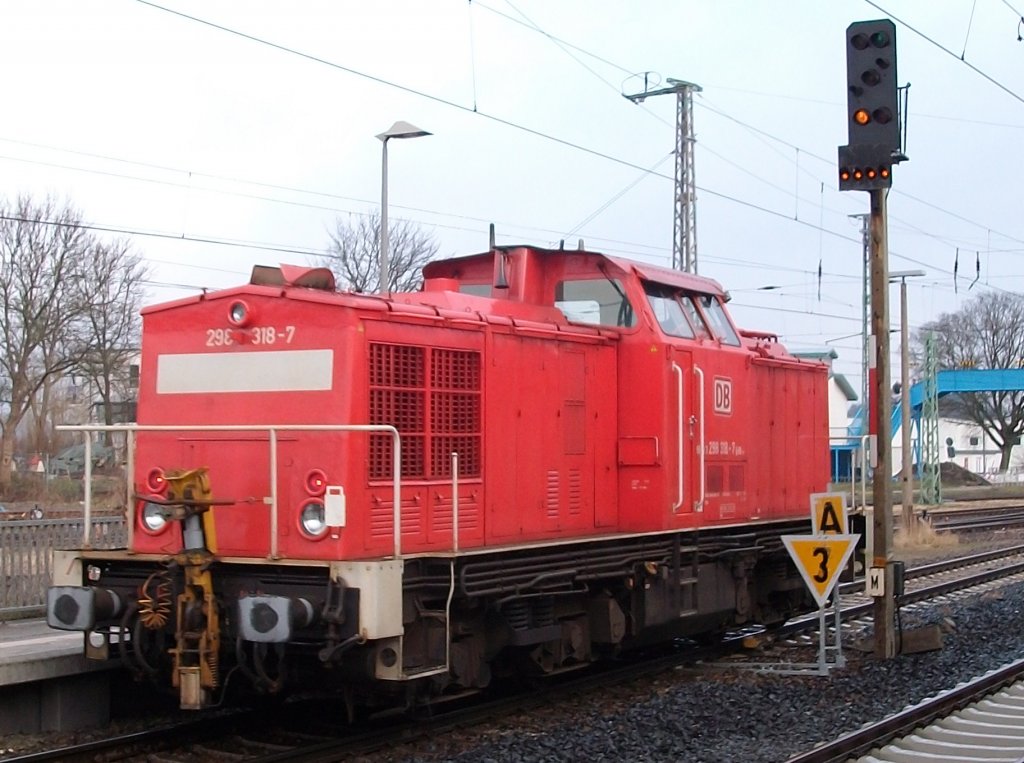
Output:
[141, 246, 729, 319]
[423, 246, 729, 297]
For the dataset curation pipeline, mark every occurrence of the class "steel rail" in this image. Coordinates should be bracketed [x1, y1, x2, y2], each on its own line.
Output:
[785, 658, 1024, 763]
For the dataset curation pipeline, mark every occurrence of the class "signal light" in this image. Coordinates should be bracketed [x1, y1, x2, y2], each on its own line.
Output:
[305, 469, 327, 496]
[837, 144, 893, 191]
[145, 467, 168, 493]
[845, 20, 900, 150]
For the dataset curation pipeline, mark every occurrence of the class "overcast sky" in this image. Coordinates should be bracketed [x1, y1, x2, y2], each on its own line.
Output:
[2, 1, 1023, 395]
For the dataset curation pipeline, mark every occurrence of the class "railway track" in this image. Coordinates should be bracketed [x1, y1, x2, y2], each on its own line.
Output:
[8, 542, 1024, 763]
[786, 658, 1024, 762]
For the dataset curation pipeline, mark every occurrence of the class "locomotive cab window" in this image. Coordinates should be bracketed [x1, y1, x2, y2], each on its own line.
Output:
[696, 295, 741, 346]
[679, 295, 711, 340]
[644, 283, 695, 339]
[555, 277, 636, 328]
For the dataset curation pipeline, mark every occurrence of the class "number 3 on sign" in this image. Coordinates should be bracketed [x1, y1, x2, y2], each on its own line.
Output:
[812, 546, 830, 583]
[782, 534, 860, 608]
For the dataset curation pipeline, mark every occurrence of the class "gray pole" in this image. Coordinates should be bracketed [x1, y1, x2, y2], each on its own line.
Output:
[622, 78, 701, 273]
[870, 188, 896, 659]
[379, 137, 390, 294]
[900, 278, 914, 529]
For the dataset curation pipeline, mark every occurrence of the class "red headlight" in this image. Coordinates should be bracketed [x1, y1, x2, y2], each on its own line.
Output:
[145, 467, 167, 493]
[305, 469, 327, 496]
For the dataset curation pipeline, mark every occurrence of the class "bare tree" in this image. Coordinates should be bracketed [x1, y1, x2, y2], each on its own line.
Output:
[0, 196, 92, 492]
[319, 211, 439, 293]
[73, 238, 148, 444]
[915, 291, 1024, 471]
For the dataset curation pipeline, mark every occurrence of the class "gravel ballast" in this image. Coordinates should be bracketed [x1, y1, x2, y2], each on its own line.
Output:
[378, 579, 1024, 762]
[2, 541, 1023, 762]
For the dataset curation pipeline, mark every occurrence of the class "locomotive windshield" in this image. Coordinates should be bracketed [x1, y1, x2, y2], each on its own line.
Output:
[643, 282, 740, 346]
[644, 283, 695, 338]
[697, 294, 741, 346]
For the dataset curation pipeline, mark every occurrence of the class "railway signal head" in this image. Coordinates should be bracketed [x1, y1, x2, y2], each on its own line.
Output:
[837, 143, 892, 191]
[845, 19, 900, 151]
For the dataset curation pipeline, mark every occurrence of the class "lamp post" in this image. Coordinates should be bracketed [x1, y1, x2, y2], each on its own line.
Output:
[890, 269, 926, 534]
[376, 120, 431, 294]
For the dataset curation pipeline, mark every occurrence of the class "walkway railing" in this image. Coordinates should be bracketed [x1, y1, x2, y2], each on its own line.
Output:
[0, 516, 126, 619]
[58, 423, 401, 559]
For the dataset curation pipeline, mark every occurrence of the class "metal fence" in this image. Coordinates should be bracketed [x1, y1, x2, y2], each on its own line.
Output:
[0, 517, 127, 619]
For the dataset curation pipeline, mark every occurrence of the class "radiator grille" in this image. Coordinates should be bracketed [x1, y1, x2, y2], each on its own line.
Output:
[370, 343, 481, 481]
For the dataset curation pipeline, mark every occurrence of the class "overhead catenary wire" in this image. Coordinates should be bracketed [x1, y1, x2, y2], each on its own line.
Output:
[6, 4, 1016, 277]
[865, 0, 1024, 105]
[3, 2, 1017, 315]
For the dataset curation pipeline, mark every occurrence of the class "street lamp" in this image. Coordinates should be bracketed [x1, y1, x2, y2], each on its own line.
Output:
[376, 120, 431, 294]
[889, 268, 926, 531]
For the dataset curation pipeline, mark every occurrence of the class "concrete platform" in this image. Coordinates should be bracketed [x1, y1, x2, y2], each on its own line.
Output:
[0, 619, 114, 734]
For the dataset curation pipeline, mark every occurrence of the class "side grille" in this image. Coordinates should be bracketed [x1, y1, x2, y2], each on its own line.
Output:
[369, 343, 481, 481]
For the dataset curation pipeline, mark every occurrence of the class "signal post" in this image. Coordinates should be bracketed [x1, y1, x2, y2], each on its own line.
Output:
[837, 19, 906, 660]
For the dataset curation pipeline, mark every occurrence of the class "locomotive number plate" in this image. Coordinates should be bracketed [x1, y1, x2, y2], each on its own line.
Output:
[206, 326, 296, 347]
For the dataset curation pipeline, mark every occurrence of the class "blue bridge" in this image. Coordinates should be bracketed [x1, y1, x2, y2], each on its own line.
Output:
[835, 368, 1024, 478]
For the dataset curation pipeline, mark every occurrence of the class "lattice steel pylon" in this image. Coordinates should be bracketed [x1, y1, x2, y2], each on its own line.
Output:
[623, 77, 702, 273]
[920, 332, 942, 505]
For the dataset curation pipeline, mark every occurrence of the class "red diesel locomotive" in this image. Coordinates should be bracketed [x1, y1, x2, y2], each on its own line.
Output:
[47, 244, 829, 710]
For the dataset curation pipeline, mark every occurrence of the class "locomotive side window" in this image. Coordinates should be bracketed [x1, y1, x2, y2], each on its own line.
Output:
[459, 283, 492, 297]
[644, 283, 695, 338]
[697, 295, 741, 346]
[555, 278, 636, 328]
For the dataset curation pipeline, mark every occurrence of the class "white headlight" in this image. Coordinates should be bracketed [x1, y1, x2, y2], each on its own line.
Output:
[299, 501, 327, 538]
[141, 501, 170, 532]
[228, 300, 252, 327]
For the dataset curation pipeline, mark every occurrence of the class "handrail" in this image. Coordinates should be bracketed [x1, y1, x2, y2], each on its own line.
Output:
[860, 434, 870, 511]
[83, 437, 93, 548]
[445, 451, 460, 677]
[671, 362, 684, 512]
[57, 423, 402, 559]
[694, 365, 705, 512]
[451, 452, 460, 554]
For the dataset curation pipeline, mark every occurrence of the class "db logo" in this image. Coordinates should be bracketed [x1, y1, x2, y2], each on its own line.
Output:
[713, 377, 733, 415]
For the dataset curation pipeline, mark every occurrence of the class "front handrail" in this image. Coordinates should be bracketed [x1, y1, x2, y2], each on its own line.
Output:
[58, 424, 402, 559]
[671, 362, 684, 512]
[693, 364, 705, 512]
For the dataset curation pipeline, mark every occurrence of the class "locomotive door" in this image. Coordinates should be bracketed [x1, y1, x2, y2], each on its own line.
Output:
[670, 350, 699, 515]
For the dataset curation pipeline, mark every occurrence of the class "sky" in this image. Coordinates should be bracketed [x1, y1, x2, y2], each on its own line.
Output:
[2, 0, 1023, 398]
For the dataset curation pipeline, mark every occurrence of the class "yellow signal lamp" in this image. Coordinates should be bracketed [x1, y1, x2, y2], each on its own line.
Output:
[853, 109, 871, 126]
